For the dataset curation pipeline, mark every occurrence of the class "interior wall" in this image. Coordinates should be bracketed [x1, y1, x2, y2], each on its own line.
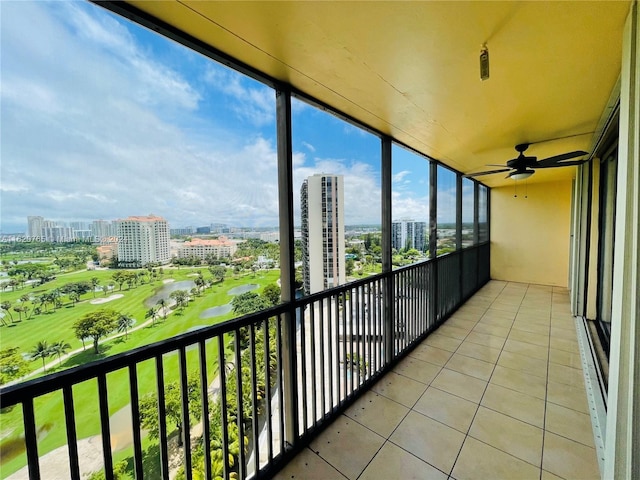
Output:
[490, 179, 573, 286]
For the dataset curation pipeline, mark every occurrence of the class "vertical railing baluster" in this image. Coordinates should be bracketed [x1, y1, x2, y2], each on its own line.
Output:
[354, 285, 360, 389]
[178, 347, 192, 480]
[318, 299, 326, 419]
[249, 325, 260, 477]
[63, 386, 80, 480]
[217, 336, 230, 479]
[234, 331, 246, 479]
[341, 292, 347, 402]
[263, 319, 273, 465]
[23, 398, 40, 480]
[309, 301, 317, 425]
[128, 365, 144, 480]
[197, 340, 212, 480]
[327, 297, 334, 412]
[156, 356, 170, 480]
[97, 374, 114, 480]
[276, 314, 285, 454]
[299, 303, 308, 431]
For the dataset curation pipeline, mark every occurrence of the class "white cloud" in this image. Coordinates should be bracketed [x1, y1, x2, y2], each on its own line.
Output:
[393, 170, 411, 183]
[302, 141, 316, 153]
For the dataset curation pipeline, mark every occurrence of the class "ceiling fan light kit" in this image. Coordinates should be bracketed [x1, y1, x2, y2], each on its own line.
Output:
[508, 169, 534, 180]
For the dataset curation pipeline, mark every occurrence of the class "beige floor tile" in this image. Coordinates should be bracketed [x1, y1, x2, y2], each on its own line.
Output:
[431, 368, 487, 403]
[310, 415, 385, 480]
[550, 316, 575, 331]
[393, 355, 442, 385]
[359, 442, 448, 480]
[550, 326, 578, 341]
[445, 317, 478, 331]
[414, 386, 478, 433]
[445, 353, 495, 381]
[478, 315, 514, 328]
[390, 410, 465, 474]
[472, 322, 510, 338]
[546, 381, 589, 414]
[548, 363, 584, 388]
[482, 308, 517, 320]
[490, 301, 521, 313]
[344, 391, 409, 437]
[408, 344, 452, 366]
[541, 469, 565, 480]
[451, 436, 540, 480]
[438, 324, 471, 339]
[550, 336, 580, 353]
[497, 350, 548, 379]
[503, 338, 549, 361]
[490, 365, 547, 399]
[549, 348, 582, 369]
[274, 447, 347, 480]
[452, 307, 486, 321]
[371, 371, 428, 408]
[481, 383, 545, 428]
[469, 406, 543, 467]
[508, 329, 549, 347]
[511, 321, 550, 336]
[424, 333, 463, 352]
[465, 331, 506, 349]
[456, 341, 501, 364]
[516, 312, 551, 326]
[542, 432, 600, 480]
[545, 402, 595, 447]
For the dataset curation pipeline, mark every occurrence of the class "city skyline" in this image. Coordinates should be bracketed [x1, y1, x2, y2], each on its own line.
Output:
[1, 2, 463, 235]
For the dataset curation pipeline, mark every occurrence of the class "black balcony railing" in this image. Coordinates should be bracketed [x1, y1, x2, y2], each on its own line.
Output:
[0, 243, 489, 480]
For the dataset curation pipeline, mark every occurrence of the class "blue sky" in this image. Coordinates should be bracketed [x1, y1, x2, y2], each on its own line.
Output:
[0, 1, 459, 234]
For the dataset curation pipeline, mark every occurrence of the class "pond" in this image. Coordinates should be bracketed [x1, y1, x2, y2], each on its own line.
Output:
[200, 304, 233, 319]
[144, 280, 195, 307]
[227, 284, 259, 295]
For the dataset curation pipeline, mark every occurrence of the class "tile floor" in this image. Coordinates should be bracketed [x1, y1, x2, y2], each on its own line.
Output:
[274, 281, 600, 480]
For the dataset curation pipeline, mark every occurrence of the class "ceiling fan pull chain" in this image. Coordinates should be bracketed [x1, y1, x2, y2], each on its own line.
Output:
[514, 180, 518, 198]
[525, 179, 528, 198]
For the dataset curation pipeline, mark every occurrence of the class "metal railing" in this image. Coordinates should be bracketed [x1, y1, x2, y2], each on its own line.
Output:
[0, 243, 489, 480]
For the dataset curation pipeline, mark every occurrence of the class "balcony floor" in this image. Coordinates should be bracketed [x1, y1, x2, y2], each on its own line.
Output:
[275, 281, 599, 480]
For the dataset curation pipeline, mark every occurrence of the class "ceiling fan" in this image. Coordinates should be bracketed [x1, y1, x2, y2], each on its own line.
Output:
[466, 143, 588, 180]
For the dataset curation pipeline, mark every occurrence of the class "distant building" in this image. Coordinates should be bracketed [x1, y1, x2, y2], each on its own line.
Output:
[301, 174, 345, 294]
[115, 215, 170, 267]
[392, 219, 427, 252]
[27, 216, 44, 239]
[91, 220, 114, 241]
[196, 226, 211, 234]
[260, 232, 280, 243]
[170, 227, 195, 236]
[177, 237, 237, 260]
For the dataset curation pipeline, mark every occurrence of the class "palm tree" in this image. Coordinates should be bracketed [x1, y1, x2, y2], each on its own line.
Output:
[117, 314, 135, 339]
[156, 298, 167, 320]
[1, 301, 14, 323]
[91, 277, 100, 298]
[49, 340, 71, 366]
[68, 291, 80, 306]
[145, 307, 158, 327]
[29, 341, 51, 372]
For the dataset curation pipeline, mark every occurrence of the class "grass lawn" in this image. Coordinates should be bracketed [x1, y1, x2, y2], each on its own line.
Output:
[0, 267, 280, 478]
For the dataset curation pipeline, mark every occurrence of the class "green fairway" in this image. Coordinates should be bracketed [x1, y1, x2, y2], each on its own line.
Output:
[0, 267, 280, 478]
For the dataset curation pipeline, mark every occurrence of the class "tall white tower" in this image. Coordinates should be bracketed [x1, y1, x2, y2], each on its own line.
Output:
[115, 215, 170, 267]
[301, 174, 345, 294]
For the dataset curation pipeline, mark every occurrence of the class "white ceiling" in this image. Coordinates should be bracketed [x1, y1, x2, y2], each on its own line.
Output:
[127, 0, 629, 187]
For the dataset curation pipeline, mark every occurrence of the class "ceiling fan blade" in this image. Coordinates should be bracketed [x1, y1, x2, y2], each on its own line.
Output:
[465, 168, 511, 177]
[533, 160, 586, 168]
[486, 164, 509, 167]
[536, 150, 588, 167]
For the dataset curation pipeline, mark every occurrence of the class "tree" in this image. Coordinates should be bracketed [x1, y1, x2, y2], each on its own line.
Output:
[345, 258, 355, 276]
[1, 301, 14, 324]
[12, 304, 26, 322]
[208, 265, 226, 283]
[117, 314, 135, 339]
[91, 277, 100, 298]
[232, 292, 271, 316]
[0, 347, 30, 384]
[139, 376, 202, 448]
[169, 289, 189, 311]
[29, 341, 51, 371]
[68, 291, 80, 306]
[49, 340, 72, 366]
[261, 284, 281, 307]
[73, 309, 118, 354]
[156, 298, 168, 320]
[145, 307, 159, 326]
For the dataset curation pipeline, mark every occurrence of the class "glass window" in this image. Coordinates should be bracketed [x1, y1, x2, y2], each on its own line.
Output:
[292, 98, 381, 294]
[478, 184, 489, 242]
[436, 165, 457, 255]
[462, 178, 475, 247]
[391, 144, 429, 265]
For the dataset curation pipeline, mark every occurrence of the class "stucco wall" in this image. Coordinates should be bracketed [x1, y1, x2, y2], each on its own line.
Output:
[490, 179, 572, 286]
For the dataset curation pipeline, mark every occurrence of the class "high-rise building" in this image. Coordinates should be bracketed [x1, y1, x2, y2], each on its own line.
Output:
[301, 174, 345, 294]
[91, 220, 115, 241]
[392, 219, 427, 252]
[27, 216, 44, 239]
[115, 215, 170, 267]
